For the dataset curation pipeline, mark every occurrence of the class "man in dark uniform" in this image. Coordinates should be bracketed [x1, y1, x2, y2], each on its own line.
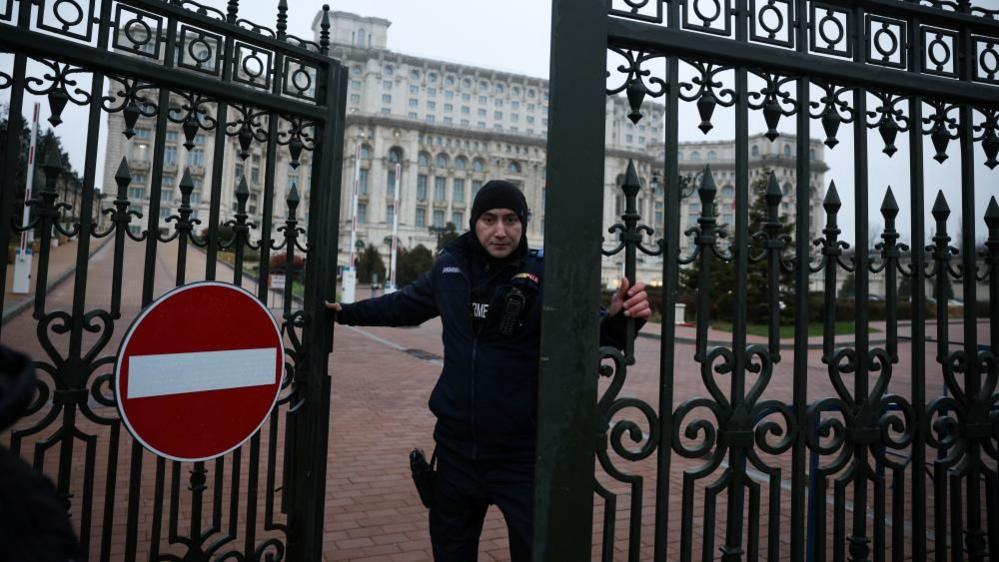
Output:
[327, 180, 650, 561]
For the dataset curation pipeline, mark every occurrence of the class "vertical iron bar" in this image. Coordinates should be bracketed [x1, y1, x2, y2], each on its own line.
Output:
[793, 0, 812, 556]
[725, 0, 751, 553]
[652, 0, 682, 554]
[851, 4, 871, 561]
[907, 39, 928, 556]
[204, 24, 237, 281]
[534, 1, 608, 559]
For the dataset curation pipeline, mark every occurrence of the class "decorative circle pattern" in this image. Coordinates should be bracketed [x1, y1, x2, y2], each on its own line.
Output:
[189, 38, 212, 64]
[242, 52, 264, 79]
[874, 26, 898, 59]
[292, 67, 312, 92]
[819, 10, 845, 47]
[125, 19, 152, 47]
[980, 43, 999, 78]
[693, 0, 722, 24]
[928, 34, 951, 69]
[759, 4, 783, 35]
[53, 0, 84, 29]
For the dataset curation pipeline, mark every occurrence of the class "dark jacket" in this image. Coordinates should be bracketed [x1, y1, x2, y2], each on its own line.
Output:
[0, 346, 84, 561]
[337, 233, 629, 459]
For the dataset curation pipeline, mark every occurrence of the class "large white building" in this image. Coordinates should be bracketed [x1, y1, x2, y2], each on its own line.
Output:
[100, 10, 827, 288]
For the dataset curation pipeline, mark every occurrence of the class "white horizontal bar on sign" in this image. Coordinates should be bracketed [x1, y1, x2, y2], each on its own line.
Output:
[127, 348, 277, 399]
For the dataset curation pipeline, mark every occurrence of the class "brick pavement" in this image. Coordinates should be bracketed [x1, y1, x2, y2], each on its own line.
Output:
[1, 233, 992, 561]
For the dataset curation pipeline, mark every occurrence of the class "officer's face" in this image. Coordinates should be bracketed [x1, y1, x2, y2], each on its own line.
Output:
[475, 208, 522, 259]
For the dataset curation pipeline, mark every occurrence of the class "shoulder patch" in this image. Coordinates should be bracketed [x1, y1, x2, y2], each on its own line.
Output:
[441, 266, 462, 275]
[530, 248, 544, 258]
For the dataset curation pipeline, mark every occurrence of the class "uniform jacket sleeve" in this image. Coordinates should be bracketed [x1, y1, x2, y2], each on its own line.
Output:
[335, 269, 439, 327]
[598, 309, 645, 350]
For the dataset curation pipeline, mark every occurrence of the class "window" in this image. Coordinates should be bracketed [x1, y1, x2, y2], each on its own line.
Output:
[409, 98, 418, 107]
[495, 98, 503, 107]
[382, 94, 392, 103]
[478, 95, 487, 104]
[187, 148, 204, 166]
[387, 170, 396, 198]
[416, 207, 426, 227]
[461, 106, 470, 115]
[433, 209, 445, 227]
[473, 158, 485, 172]
[511, 114, 519, 123]
[444, 103, 453, 112]
[462, 93, 471, 102]
[418, 152, 430, 167]
[526, 116, 535, 124]
[381, 108, 390, 114]
[477, 121, 486, 129]
[166, 131, 179, 142]
[358, 169, 369, 195]
[428, 88, 437, 96]
[445, 91, 454, 99]
[495, 83, 505, 94]
[707, 151, 717, 161]
[784, 144, 792, 157]
[479, 80, 488, 90]
[443, 117, 453, 125]
[358, 203, 367, 224]
[160, 188, 172, 202]
[477, 108, 487, 117]
[234, 163, 243, 179]
[164, 146, 177, 165]
[494, 111, 503, 119]
[427, 101, 436, 110]
[417, 175, 428, 200]
[435, 153, 448, 167]
[360, 144, 372, 160]
[429, 72, 438, 82]
[751, 145, 759, 156]
[723, 212, 733, 225]
[512, 101, 520, 109]
[408, 112, 418, 119]
[690, 151, 701, 161]
[411, 69, 421, 80]
[135, 128, 151, 139]
[426, 115, 435, 123]
[528, 89, 536, 98]
[383, 80, 392, 89]
[507, 161, 521, 174]
[410, 85, 419, 94]
[434, 177, 447, 200]
[461, 119, 470, 126]
[512, 86, 521, 96]
[357, 28, 366, 46]
[453, 178, 465, 203]
[163, 175, 175, 187]
[626, 134, 633, 143]
[387, 204, 395, 225]
[527, 103, 535, 111]
[721, 185, 734, 198]
[287, 173, 298, 189]
[388, 147, 403, 163]
[128, 186, 145, 200]
[471, 179, 483, 198]
[452, 211, 463, 225]
[455, 156, 467, 170]
[350, 94, 360, 103]
[462, 78, 472, 88]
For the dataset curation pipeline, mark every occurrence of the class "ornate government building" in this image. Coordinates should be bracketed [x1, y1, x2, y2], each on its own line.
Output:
[101, 10, 828, 287]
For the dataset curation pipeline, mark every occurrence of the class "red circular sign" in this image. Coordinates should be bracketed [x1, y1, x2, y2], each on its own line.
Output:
[115, 282, 284, 462]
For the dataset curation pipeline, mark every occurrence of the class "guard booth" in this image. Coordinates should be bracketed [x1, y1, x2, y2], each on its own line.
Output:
[0, 1, 344, 560]
[536, 0, 998, 561]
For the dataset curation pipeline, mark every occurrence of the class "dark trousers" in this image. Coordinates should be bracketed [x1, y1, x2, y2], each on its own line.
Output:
[429, 447, 534, 562]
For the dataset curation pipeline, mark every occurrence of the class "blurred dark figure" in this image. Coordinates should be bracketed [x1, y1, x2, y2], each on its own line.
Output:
[0, 345, 84, 561]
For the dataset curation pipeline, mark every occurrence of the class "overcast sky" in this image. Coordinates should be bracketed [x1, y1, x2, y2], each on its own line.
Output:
[2, 0, 996, 247]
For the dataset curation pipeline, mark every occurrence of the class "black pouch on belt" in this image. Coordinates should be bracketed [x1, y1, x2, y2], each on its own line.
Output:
[409, 448, 436, 509]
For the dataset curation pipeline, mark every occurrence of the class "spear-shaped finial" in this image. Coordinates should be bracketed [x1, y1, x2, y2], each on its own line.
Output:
[114, 157, 132, 197]
[42, 147, 63, 188]
[319, 5, 331, 55]
[931, 190, 950, 222]
[764, 172, 782, 207]
[880, 187, 899, 222]
[823, 180, 841, 215]
[286, 183, 300, 215]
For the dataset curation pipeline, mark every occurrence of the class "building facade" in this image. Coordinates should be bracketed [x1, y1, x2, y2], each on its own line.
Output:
[99, 10, 827, 288]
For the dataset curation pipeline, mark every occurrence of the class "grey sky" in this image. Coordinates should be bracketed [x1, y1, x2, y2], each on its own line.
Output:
[2, 0, 996, 248]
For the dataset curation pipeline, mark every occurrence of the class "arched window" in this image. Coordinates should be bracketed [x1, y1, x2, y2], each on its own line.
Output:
[507, 161, 522, 174]
[784, 144, 792, 157]
[462, 78, 472, 89]
[721, 185, 734, 198]
[383, 64, 393, 76]
[411, 69, 421, 80]
[783, 182, 793, 195]
[435, 153, 449, 168]
[707, 151, 717, 161]
[357, 29, 366, 47]
[751, 145, 759, 156]
[473, 158, 485, 172]
[810, 148, 816, 160]
[691, 151, 701, 161]
[455, 156, 467, 170]
[388, 147, 403, 163]
[678, 152, 684, 161]
[418, 152, 430, 167]
[428, 72, 438, 83]
[495, 83, 505, 94]
[360, 144, 372, 160]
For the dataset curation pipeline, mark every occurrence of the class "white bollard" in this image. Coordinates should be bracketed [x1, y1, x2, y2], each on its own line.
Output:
[341, 269, 357, 304]
[11, 248, 32, 294]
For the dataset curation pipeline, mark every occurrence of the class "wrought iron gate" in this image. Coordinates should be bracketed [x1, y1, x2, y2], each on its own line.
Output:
[538, 0, 997, 561]
[0, 0, 345, 560]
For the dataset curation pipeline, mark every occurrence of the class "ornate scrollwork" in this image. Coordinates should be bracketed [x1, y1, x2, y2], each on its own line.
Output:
[168, 92, 219, 149]
[678, 61, 736, 134]
[607, 48, 667, 124]
[866, 92, 911, 157]
[747, 71, 797, 141]
[276, 117, 316, 169]
[973, 108, 999, 170]
[923, 100, 960, 163]
[226, 105, 269, 159]
[809, 81, 855, 149]
[24, 60, 91, 126]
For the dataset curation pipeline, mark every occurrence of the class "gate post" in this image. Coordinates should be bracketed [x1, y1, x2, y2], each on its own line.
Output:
[288, 58, 348, 561]
[534, 1, 608, 559]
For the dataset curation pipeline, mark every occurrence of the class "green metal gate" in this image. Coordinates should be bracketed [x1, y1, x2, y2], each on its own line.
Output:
[537, 0, 998, 560]
[0, 0, 345, 559]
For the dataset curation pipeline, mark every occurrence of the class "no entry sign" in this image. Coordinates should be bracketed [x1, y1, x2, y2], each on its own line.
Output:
[115, 282, 284, 462]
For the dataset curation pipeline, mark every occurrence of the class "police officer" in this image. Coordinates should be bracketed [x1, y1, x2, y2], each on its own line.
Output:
[327, 180, 650, 561]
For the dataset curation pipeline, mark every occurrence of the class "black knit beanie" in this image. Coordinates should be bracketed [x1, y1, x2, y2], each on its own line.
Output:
[468, 180, 529, 230]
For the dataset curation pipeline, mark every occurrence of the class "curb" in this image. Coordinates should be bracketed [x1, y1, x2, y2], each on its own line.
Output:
[2, 236, 114, 324]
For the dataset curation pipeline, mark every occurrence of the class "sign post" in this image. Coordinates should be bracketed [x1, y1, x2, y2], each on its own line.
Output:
[12, 102, 41, 295]
[115, 282, 284, 461]
[386, 162, 401, 294]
